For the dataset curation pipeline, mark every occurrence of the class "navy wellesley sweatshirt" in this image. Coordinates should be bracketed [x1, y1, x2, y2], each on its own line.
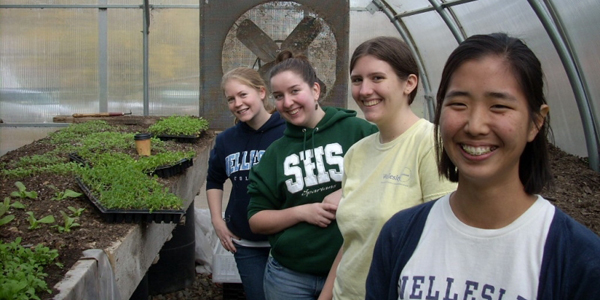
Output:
[206, 112, 285, 241]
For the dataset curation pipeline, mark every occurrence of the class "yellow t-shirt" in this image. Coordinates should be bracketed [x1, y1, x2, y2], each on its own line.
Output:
[333, 119, 457, 300]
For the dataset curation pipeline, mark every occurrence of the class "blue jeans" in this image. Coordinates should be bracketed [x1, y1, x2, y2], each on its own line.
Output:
[233, 245, 270, 300]
[263, 256, 326, 300]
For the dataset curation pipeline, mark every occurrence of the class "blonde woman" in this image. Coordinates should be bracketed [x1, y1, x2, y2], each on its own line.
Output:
[206, 67, 285, 300]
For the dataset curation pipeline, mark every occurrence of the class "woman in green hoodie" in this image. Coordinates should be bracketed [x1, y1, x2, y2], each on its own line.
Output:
[247, 50, 378, 300]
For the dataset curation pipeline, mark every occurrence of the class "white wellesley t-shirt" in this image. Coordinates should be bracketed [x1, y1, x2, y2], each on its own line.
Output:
[399, 194, 555, 300]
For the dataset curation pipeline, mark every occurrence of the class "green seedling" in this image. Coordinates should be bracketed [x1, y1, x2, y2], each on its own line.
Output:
[3, 196, 25, 209]
[10, 200, 25, 210]
[10, 181, 38, 199]
[25, 212, 55, 230]
[0, 197, 25, 226]
[67, 206, 85, 217]
[0, 237, 59, 299]
[148, 115, 209, 136]
[0, 198, 15, 226]
[49, 185, 83, 201]
[53, 211, 80, 233]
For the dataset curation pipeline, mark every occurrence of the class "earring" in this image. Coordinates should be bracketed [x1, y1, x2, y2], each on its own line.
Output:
[315, 102, 319, 110]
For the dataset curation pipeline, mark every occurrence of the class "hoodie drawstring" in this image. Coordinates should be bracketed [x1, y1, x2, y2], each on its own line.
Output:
[312, 127, 318, 151]
[302, 128, 307, 153]
[301, 127, 319, 155]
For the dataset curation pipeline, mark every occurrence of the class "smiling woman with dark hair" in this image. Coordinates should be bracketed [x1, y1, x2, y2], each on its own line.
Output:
[366, 33, 600, 300]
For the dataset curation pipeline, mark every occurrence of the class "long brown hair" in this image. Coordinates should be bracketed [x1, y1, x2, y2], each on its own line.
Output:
[350, 36, 419, 104]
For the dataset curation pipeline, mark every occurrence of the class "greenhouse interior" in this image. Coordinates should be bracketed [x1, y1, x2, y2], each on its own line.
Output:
[1, 0, 599, 168]
[1, 0, 599, 299]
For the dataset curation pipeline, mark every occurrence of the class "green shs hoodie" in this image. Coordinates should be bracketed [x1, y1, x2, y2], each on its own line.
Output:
[247, 106, 378, 276]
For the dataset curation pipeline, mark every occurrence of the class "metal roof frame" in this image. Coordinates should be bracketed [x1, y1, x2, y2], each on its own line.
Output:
[372, 0, 599, 171]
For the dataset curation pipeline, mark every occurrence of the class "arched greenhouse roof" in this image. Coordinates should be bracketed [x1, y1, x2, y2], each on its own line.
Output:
[0, 0, 598, 171]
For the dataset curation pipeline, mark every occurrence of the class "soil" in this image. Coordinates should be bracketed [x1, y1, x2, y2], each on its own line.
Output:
[1, 119, 600, 300]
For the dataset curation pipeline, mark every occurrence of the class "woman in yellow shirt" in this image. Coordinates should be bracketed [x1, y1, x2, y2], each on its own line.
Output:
[319, 36, 457, 300]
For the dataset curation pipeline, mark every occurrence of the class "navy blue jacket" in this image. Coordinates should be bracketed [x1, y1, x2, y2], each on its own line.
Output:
[206, 112, 285, 241]
[366, 200, 600, 300]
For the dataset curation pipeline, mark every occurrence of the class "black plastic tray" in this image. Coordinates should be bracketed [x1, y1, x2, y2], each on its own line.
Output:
[76, 178, 185, 224]
[148, 158, 193, 178]
[69, 153, 91, 167]
[71, 152, 192, 178]
[154, 131, 204, 143]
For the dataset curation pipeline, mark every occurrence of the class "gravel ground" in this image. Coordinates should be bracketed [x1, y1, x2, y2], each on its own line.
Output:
[150, 272, 226, 300]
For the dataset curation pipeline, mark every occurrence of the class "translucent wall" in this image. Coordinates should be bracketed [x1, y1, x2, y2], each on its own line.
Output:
[1, 0, 599, 163]
[148, 8, 200, 116]
[355, 0, 600, 159]
[553, 0, 600, 156]
[447, 0, 586, 158]
[0, 2, 199, 123]
[0, 8, 99, 123]
[106, 8, 143, 116]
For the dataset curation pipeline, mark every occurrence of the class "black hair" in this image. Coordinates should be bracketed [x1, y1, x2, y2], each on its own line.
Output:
[433, 32, 553, 194]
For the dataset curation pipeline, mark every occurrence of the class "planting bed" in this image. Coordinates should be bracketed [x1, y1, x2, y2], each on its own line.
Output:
[0, 119, 215, 299]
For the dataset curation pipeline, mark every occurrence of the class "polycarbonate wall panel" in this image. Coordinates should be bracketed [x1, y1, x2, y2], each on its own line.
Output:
[108, 0, 199, 4]
[106, 9, 143, 114]
[0, 8, 99, 123]
[348, 10, 402, 118]
[402, 11, 460, 119]
[552, 0, 600, 154]
[386, 0, 430, 12]
[0, 0, 96, 4]
[150, 0, 199, 4]
[349, 6, 445, 120]
[107, 0, 139, 4]
[350, 0, 373, 8]
[148, 8, 199, 116]
[450, 0, 587, 157]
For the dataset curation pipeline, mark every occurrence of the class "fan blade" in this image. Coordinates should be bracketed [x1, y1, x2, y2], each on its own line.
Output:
[236, 19, 279, 63]
[281, 16, 322, 54]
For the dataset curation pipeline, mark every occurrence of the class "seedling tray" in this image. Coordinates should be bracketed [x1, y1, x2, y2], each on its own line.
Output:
[69, 153, 91, 167]
[148, 158, 193, 178]
[71, 152, 192, 178]
[154, 131, 204, 143]
[76, 178, 185, 224]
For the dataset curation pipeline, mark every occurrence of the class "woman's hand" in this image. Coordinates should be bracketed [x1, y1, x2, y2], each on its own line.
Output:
[212, 217, 239, 253]
[300, 202, 337, 227]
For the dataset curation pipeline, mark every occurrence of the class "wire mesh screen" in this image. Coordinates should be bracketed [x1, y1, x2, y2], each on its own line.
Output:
[201, 0, 348, 129]
[221, 2, 337, 101]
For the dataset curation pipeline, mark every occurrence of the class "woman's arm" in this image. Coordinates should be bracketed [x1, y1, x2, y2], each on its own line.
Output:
[206, 188, 239, 253]
[249, 202, 338, 235]
[322, 189, 342, 214]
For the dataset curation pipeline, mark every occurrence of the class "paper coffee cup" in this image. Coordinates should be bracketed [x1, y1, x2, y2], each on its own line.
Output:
[134, 133, 152, 156]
